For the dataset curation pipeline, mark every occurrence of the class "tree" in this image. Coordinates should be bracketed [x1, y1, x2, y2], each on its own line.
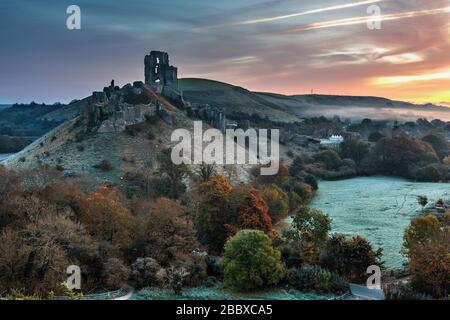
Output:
[195, 163, 216, 182]
[257, 162, 289, 186]
[222, 230, 286, 291]
[368, 131, 384, 143]
[320, 234, 383, 282]
[303, 174, 318, 191]
[261, 184, 289, 224]
[196, 173, 234, 253]
[238, 188, 272, 234]
[403, 214, 440, 256]
[313, 150, 342, 170]
[283, 206, 331, 264]
[133, 197, 201, 266]
[79, 184, 133, 246]
[155, 148, 189, 199]
[285, 206, 331, 249]
[283, 179, 314, 205]
[339, 138, 369, 165]
[372, 136, 439, 179]
[414, 164, 447, 182]
[421, 134, 449, 160]
[408, 231, 450, 298]
[289, 156, 304, 177]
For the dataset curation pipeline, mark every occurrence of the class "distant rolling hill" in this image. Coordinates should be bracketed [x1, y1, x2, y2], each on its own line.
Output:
[179, 78, 298, 122]
[180, 78, 450, 122]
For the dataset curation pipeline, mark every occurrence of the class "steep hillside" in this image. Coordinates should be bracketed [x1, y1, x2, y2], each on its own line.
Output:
[4, 82, 254, 188]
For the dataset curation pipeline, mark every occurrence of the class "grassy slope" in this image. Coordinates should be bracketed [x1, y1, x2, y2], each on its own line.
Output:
[179, 78, 298, 123]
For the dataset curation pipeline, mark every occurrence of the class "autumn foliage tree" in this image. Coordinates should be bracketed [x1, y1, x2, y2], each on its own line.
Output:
[408, 231, 450, 298]
[238, 188, 272, 234]
[132, 197, 200, 265]
[403, 214, 440, 256]
[253, 162, 289, 186]
[222, 230, 286, 291]
[79, 184, 133, 246]
[403, 214, 450, 297]
[196, 173, 234, 253]
[261, 184, 289, 224]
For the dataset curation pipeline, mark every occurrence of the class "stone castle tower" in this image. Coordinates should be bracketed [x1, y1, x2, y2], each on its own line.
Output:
[144, 51, 178, 94]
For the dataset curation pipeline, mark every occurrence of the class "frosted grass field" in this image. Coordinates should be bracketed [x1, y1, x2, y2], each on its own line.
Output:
[132, 287, 335, 300]
[309, 176, 449, 269]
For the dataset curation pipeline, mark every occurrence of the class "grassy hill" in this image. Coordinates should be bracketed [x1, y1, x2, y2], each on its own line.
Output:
[180, 78, 450, 121]
[179, 78, 298, 123]
[4, 83, 253, 188]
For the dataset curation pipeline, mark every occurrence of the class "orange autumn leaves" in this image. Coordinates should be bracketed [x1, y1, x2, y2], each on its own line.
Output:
[238, 188, 272, 234]
[197, 173, 276, 253]
[79, 184, 133, 246]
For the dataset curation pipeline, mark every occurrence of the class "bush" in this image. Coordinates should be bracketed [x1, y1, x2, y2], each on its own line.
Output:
[320, 234, 383, 282]
[93, 159, 113, 171]
[130, 257, 165, 288]
[414, 163, 447, 182]
[368, 132, 384, 143]
[205, 256, 223, 278]
[303, 174, 318, 190]
[284, 206, 331, 249]
[286, 265, 349, 294]
[222, 230, 286, 291]
[313, 150, 342, 170]
[289, 156, 304, 177]
[102, 258, 130, 289]
[288, 180, 314, 205]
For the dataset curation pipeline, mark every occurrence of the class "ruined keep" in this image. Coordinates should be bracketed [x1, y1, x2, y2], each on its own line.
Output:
[144, 51, 178, 94]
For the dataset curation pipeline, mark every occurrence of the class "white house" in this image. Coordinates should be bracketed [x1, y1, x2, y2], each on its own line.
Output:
[320, 134, 344, 146]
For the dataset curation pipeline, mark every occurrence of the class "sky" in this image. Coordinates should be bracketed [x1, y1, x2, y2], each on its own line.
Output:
[0, 0, 449, 105]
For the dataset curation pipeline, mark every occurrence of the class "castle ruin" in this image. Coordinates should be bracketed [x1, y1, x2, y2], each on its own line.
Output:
[144, 51, 181, 102]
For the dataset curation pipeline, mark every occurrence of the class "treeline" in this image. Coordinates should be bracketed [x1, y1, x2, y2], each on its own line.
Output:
[1, 144, 448, 299]
[297, 133, 450, 182]
[0, 152, 380, 298]
[0, 102, 64, 139]
[0, 135, 28, 153]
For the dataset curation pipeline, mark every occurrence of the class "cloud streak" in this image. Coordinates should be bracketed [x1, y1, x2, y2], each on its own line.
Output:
[206, 0, 385, 28]
[274, 5, 450, 32]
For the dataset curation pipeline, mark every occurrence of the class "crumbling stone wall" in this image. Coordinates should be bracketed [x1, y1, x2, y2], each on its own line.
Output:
[86, 81, 157, 133]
